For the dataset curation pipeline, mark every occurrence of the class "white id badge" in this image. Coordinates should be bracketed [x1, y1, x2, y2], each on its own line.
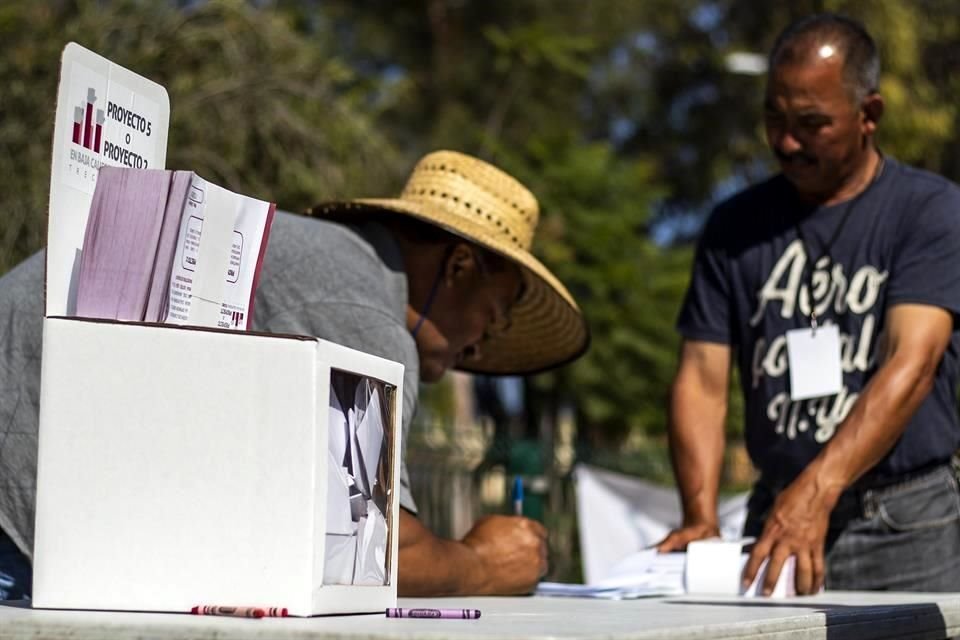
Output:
[785, 324, 843, 401]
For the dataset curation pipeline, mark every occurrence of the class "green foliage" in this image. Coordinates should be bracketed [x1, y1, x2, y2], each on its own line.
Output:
[2, 0, 958, 463]
[513, 140, 679, 440]
[0, 0, 402, 273]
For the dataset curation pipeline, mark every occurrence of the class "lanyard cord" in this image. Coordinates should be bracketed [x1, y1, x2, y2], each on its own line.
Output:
[794, 154, 885, 329]
[410, 245, 455, 339]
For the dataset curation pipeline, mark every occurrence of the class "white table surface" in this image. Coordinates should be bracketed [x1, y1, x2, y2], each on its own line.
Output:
[2, 592, 959, 640]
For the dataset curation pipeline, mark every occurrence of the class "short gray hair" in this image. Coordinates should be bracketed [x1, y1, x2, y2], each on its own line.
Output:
[769, 13, 880, 103]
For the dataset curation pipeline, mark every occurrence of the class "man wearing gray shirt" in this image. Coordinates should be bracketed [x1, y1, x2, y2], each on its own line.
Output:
[0, 150, 588, 598]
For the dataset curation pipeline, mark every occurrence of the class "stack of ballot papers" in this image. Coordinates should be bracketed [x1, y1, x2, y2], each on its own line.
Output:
[537, 551, 686, 599]
[536, 538, 798, 599]
[75, 167, 275, 330]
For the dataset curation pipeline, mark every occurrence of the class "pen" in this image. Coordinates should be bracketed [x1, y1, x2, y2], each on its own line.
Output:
[386, 607, 481, 619]
[512, 475, 524, 516]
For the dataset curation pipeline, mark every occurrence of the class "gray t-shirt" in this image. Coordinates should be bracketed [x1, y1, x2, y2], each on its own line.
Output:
[0, 211, 418, 559]
[0, 251, 45, 559]
[253, 212, 420, 514]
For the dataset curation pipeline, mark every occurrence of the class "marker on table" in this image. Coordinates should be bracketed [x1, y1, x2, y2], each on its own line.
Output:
[512, 475, 524, 516]
[191, 605, 288, 618]
[386, 608, 481, 619]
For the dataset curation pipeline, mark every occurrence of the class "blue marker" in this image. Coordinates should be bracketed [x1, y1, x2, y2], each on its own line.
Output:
[512, 475, 524, 516]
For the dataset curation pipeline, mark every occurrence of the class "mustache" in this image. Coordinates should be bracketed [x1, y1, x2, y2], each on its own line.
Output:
[774, 148, 817, 164]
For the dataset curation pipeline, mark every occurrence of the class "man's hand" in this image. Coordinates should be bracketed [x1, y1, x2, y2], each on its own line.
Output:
[462, 515, 548, 595]
[660, 340, 730, 554]
[741, 304, 953, 596]
[741, 475, 835, 595]
[655, 521, 720, 552]
[397, 508, 547, 596]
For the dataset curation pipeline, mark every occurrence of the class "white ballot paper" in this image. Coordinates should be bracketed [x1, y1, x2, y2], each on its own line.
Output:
[685, 538, 797, 597]
[537, 550, 685, 599]
[537, 538, 801, 599]
[165, 174, 274, 330]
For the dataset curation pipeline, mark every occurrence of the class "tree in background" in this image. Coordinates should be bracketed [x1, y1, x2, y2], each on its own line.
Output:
[311, 1, 699, 464]
[2, 0, 958, 476]
[0, 0, 401, 274]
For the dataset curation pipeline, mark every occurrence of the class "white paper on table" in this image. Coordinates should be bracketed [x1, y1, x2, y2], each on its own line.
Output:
[538, 549, 686, 599]
[535, 582, 624, 598]
[596, 549, 686, 591]
[573, 465, 748, 585]
[535, 581, 680, 600]
[542, 536, 799, 600]
[685, 538, 745, 594]
[684, 537, 797, 597]
[740, 556, 797, 598]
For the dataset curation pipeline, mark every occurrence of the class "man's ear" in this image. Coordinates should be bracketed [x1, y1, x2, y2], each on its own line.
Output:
[444, 242, 477, 285]
[862, 93, 884, 135]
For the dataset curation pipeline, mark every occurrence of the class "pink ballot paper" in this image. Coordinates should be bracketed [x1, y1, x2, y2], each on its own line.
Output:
[75, 167, 275, 329]
[74, 168, 177, 322]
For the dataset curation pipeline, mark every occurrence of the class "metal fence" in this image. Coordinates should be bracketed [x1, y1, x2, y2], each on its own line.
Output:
[406, 432, 583, 584]
[404, 418, 757, 585]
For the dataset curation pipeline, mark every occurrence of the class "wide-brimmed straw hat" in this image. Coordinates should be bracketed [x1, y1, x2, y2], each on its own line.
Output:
[309, 150, 589, 375]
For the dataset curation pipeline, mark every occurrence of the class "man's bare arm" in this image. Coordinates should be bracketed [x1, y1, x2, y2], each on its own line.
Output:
[744, 303, 954, 594]
[397, 508, 548, 596]
[810, 303, 953, 494]
[657, 340, 732, 551]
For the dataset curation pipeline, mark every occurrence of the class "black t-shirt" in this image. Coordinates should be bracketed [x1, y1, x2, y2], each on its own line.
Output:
[677, 157, 960, 484]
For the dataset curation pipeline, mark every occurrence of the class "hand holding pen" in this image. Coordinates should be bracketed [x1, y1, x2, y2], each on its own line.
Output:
[461, 514, 548, 594]
[512, 475, 524, 516]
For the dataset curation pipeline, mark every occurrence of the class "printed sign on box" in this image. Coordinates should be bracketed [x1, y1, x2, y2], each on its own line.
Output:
[63, 61, 162, 195]
[48, 43, 170, 317]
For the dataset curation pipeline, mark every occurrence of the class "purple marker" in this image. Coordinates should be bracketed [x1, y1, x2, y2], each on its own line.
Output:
[386, 607, 481, 620]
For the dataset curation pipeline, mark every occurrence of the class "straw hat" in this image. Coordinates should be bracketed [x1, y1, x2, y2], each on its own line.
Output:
[309, 150, 589, 375]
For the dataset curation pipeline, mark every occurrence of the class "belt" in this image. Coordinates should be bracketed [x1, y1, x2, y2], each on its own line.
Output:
[755, 461, 955, 528]
[831, 462, 954, 527]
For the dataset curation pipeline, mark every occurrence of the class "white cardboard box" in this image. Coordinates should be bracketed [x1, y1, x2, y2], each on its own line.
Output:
[33, 43, 403, 616]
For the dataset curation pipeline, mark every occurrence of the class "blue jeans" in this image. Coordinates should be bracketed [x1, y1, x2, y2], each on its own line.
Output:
[745, 464, 960, 591]
[0, 527, 31, 600]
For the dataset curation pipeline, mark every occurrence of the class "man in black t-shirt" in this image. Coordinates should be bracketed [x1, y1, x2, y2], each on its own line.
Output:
[658, 14, 960, 594]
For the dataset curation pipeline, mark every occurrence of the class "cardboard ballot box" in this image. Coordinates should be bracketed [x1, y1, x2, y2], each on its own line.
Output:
[32, 43, 403, 617]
